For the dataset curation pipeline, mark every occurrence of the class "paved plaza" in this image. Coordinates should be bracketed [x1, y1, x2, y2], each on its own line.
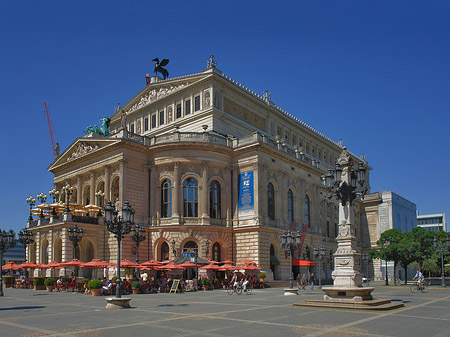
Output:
[0, 284, 449, 337]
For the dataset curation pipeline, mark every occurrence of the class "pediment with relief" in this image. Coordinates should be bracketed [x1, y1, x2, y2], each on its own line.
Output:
[49, 138, 121, 170]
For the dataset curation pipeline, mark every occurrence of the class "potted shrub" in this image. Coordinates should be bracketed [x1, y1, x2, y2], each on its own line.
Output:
[258, 272, 266, 283]
[131, 281, 140, 294]
[201, 278, 210, 290]
[2, 276, 15, 288]
[44, 277, 56, 292]
[88, 279, 102, 296]
[111, 276, 117, 282]
[33, 277, 46, 290]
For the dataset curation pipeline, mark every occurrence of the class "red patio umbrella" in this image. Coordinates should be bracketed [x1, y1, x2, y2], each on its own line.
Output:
[178, 261, 204, 269]
[42, 261, 63, 269]
[158, 262, 186, 270]
[140, 259, 162, 269]
[200, 263, 221, 270]
[241, 264, 262, 271]
[60, 259, 84, 267]
[218, 263, 235, 271]
[81, 259, 112, 268]
[2, 261, 20, 270]
[120, 260, 140, 269]
[220, 260, 234, 265]
[238, 259, 256, 265]
[18, 262, 40, 269]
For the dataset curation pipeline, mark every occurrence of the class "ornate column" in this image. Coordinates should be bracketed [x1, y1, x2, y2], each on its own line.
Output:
[172, 162, 180, 223]
[77, 176, 82, 204]
[89, 171, 95, 205]
[119, 159, 126, 208]
[224, 168, 232, 227]
[104, 165, 111, 202]
[201, 163, 209, 222]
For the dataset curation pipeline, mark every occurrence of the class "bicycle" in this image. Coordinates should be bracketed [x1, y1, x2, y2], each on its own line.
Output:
[242, 281, 252, 295]
[227, 283, 243, 295]
[389, 277, 401, 286]
[410, 281, 428, 293]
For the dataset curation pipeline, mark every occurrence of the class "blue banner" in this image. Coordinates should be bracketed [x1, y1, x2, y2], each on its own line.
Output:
[238, 171, 254, 216]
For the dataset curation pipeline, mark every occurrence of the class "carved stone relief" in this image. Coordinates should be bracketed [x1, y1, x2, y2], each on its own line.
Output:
[126, 82, 190, 115]
[67, 143, 99, 162]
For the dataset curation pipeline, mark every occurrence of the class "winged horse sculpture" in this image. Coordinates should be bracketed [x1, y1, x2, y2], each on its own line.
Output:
[152, 58, 169, 79]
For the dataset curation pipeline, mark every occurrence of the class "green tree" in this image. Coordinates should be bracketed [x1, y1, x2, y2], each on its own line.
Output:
[370, 229, 403, 285]
[421, 258, 439, 278]
[397, 231, 418, 284]
[410, 227, 435, 269]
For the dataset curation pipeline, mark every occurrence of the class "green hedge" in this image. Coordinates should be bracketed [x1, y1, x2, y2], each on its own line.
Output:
[33, 277, 45, 286]
[132, 281, 140, 289]
[44, 278, 56, 286]
[2, 276, 14, 285]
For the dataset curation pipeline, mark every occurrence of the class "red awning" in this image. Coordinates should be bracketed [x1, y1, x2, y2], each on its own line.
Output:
[292, 257, 317, 266]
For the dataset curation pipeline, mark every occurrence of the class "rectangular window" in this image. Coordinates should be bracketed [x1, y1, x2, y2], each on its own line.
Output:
[194, 95, 200, 111]
[130, 123, 134, 133]
[185, 99, 191, 115]
[151, 114, 157, 128]
[176, 103, 182, 118]
[159, 110, 165, 125]
[327, 221, 330, 237]
[144, 117, 149, 131]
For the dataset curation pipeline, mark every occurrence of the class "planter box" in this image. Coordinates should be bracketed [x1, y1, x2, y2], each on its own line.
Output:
[34, 285, 46, 290]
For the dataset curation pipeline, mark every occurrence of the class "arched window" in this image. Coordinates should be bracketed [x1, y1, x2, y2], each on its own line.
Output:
[209, 180, 221, 219]
[183, 178, 198, 217]
[161, 179, 172, 218]
[268, 183, 275, 220]
[305, 195, 311, 224]
[184, 241, 198, 249]
[184, 241, 198, 256]
[160, 242, 169, 261]
[288, 189, 294, 224]
[212, 242, 221, 262]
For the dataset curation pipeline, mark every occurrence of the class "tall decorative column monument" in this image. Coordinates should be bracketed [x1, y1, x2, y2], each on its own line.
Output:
[320, 148, 372, 301]
[295, 148, 404, 309]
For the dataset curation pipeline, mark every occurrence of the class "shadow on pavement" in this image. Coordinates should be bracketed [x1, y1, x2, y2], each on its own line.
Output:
[0, 306, 46, 311]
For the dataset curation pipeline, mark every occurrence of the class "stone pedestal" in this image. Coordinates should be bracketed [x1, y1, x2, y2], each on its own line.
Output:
[283, 288, 298, 296]
[105, 297, 132, 309]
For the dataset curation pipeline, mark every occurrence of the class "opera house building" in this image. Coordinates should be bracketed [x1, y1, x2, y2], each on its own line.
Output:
[25, 58, 376, 281]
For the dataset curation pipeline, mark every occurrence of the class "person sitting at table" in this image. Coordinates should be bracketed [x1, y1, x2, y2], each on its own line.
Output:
[101, 277, 112, 295]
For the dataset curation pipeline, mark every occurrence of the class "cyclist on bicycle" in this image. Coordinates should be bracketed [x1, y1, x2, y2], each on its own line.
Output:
[242, 272, 249, 291]
[230, 271, 240, 291]
[413, 270, 424, 288]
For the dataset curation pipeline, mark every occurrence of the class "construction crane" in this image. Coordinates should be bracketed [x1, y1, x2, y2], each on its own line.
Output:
[44, 101, 58, 159]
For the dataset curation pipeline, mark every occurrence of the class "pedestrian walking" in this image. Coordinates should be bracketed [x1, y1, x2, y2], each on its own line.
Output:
[309, 272, 316, 290]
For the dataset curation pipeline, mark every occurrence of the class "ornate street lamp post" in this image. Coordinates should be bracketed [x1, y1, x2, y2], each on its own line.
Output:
[433, 236, 450, 288]
[171, 239, 177, 257]
[26, 195, 36, 222]
[62, 184, 73, 213]
[104, 200, 134, 298]
[321, 147, 369, 298]
[67, 224, 83, 260]
[314, 246, 327, 288]
[18, 229, 35, 246]
[205, 240, 210, 259]
[37, 192, 47, 220]
[49, 188, 60, 203]
[0, 230, 16, 297]
[279, 230, 301, 289]
[130, 224, 145, 279]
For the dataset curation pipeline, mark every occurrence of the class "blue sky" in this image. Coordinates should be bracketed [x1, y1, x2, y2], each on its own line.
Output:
[1, 1, 449, 233]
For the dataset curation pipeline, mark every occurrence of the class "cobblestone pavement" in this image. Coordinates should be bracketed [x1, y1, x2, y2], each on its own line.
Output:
[1, 285, 449, 337]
